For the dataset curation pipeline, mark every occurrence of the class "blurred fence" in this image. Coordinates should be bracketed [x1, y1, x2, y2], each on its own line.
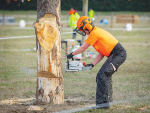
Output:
[0, 12, 150, 27]
[0, 13, 36, 25]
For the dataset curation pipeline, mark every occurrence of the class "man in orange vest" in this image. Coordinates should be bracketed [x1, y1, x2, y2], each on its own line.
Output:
[67, 16, 127, 109]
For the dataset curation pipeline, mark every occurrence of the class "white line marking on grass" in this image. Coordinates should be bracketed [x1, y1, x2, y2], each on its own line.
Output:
[13, 27, 34, 29]
[62, 28, 72, 30]
[0, 35, 35, 40]
[2, 27, 150, 40]
[105, 28, 150, 31]
[132, 28, 150, 30]
[0, 32, 75, 40]
[61, 32, 75, 34]
[13, 27, 150, 31]
[13, 27, 72, 30]
[54, 95, 150, 113]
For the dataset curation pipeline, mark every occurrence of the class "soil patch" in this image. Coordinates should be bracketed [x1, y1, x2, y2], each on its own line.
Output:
[0, 95, 95, 113]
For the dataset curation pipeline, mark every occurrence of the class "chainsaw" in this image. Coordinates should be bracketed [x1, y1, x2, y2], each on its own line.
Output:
[65, 58, 92, 72]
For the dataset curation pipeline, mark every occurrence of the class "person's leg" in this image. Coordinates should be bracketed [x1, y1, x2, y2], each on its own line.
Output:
[96, 55, 115, 105]
[73, 29, 76, 39]
[96, 43, 127, 107]
[111, 43, 127, 71]
[108, 76, 113, 102]
[107, 47, 127, 102]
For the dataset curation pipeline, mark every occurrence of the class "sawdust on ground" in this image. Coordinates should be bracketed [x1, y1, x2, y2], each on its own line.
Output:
[0, 95, 95, 113]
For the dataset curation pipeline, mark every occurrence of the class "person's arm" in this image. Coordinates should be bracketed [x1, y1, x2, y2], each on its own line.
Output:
[72, 42, 90, 55]
[92, 53, 104, 66]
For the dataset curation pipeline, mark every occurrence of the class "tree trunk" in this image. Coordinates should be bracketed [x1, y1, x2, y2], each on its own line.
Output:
[82, 0, 88, 58]
[82, 0, 88, 17]
[33, 0, 64, 104]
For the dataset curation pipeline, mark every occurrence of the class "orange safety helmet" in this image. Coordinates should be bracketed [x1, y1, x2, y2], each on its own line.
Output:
[77, 16, 93, 31]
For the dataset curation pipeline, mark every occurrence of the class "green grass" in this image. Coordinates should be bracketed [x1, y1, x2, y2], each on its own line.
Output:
[0, 11, 150, 112]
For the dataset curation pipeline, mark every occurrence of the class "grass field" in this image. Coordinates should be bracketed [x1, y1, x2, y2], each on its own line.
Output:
[0, 11, 150, 112]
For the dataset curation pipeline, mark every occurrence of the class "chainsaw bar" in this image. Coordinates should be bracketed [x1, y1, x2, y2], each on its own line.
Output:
[82, 66, 92, 71]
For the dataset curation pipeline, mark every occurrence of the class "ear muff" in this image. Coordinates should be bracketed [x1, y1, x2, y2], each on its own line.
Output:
[85, 23, 93, 31]
[83, 18, 93, 31]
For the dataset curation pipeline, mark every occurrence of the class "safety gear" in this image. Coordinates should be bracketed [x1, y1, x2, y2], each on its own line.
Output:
[75, 27, 86, 36]
[85, 63, 94, 70]
[85, 63, 94, 67]
[96, 43, 126, 105]
[69, 12, 80, 30]
[69, 14, 77, 29]
[96, 102, 110, 109]
[74, 12, 80, 21]
[77, 16, 93, 31]
[96, 55, 115, 105]
[67, 52, 74, 59]
[88, 9, 95, 19]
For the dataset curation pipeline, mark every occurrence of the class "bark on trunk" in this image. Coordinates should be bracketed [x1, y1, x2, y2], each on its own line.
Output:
[33, 0, 64, 104]
[82, 0, 88, 17]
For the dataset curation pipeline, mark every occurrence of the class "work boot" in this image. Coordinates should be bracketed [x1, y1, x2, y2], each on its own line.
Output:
[96, 101, 110, 109]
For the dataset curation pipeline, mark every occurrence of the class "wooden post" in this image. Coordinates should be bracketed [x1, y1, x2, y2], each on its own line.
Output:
[111, 13, 113, 28]
[82, 0, 88, 58]
[26, 13, 28, 24]
[33, 0, 64, 104]
[3, 14, 5, 25]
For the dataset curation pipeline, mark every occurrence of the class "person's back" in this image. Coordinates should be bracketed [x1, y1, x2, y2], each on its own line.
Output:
[74, 12, 80, 22]
[69, 14, 76, 29]
[68, 12, 79, 39]
[86, 27, 118, 57]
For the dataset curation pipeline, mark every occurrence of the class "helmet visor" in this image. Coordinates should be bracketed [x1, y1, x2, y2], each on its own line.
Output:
[75, 27, 86, 36]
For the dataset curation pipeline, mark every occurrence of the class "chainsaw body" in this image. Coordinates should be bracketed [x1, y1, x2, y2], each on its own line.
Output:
[65, 58, 92, 72]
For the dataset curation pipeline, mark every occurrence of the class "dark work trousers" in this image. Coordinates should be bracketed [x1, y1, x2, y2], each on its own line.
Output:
[73, 29, 76, 39]
[96, 43, 127, 104]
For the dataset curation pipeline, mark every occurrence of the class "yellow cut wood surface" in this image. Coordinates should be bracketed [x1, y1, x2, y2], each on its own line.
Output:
[33, 13, 58, 51]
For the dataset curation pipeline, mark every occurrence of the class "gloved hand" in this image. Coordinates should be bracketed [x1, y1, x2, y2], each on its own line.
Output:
[85, 63, 94, 70]
[67, 52, 74, 59]
[85, 63, 94, 67]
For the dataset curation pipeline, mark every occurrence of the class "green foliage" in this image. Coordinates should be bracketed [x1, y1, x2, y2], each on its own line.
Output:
[0, 0, 37, 10]
[0, 0, 150, 11]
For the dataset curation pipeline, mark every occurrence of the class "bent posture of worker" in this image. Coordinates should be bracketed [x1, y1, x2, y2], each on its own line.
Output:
[67, 16, 127, 109]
